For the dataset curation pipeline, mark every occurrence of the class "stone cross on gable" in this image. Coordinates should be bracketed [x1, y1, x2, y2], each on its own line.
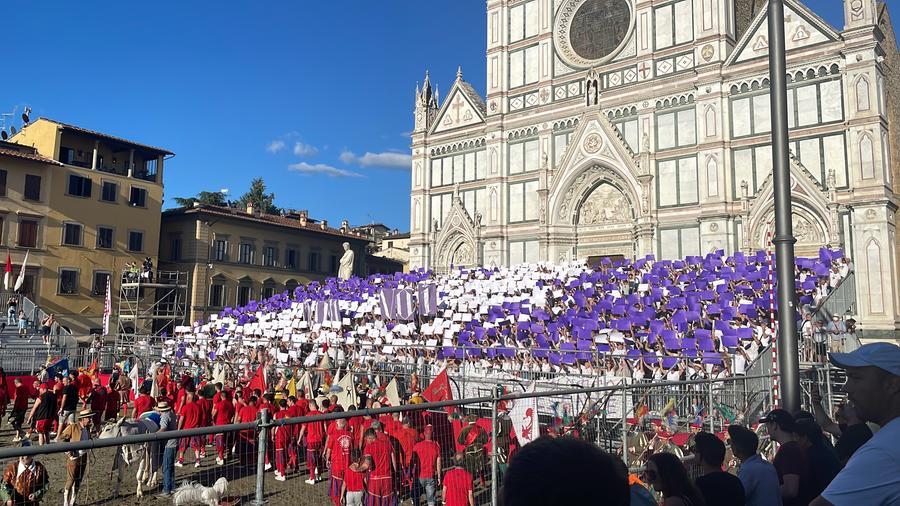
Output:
[452, 95, 466, 123]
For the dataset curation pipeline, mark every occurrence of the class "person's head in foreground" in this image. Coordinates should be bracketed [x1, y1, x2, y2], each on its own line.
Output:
[645, 452, 706, 506]
[830, 342, 900, 426]
[726, 424, 759, 462]
[500, 437, 628, 506]
[692, 431, 726, 471]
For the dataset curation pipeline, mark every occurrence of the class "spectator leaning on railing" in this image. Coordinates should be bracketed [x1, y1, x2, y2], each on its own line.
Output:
[811, 343, 900, 506]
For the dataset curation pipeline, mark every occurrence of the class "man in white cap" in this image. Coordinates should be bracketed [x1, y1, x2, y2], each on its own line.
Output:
[811, 342, 900, 506]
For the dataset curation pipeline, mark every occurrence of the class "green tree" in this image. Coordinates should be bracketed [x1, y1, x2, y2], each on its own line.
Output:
[239, 177, 280, 214]
[173, 190, 229, 208]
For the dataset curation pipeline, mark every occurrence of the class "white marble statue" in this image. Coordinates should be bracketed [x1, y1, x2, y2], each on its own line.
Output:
[338, 242, 354, 280]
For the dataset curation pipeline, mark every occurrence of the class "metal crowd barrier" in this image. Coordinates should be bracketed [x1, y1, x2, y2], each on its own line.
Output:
[0, 374, 777, 505]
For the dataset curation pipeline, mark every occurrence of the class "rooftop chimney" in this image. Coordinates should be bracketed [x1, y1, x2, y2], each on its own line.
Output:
[321, 219, 328, 229]
[246, 203, 254, 215]
[340, 220, 349, 233]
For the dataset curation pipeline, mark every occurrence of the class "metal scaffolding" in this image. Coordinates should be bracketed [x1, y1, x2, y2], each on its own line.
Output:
[115, 270, 188, 356]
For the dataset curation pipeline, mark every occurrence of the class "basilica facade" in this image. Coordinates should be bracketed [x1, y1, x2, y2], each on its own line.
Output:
[408, 0, 900, 336]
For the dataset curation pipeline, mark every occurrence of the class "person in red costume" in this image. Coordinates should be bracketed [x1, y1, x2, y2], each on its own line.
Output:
[176, 391, 202, 468]
[325, 418, 354, 506]
[298, 400, 326, 484]
[358, 427, 397, 506]
[211, 390, 235, 465]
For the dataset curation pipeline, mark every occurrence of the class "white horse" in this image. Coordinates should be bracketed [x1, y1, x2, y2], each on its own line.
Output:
[98, 416, 161, 498]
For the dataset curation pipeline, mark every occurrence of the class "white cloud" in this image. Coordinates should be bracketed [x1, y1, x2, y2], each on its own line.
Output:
[266, 140, 286, 153]
[288, 162, 363, 178]
[293, 141, 319, 157]
[340, 150, 412, 170]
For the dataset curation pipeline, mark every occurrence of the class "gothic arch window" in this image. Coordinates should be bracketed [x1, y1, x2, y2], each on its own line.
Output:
[705, 105, 717, 137]
[859, 133, 876, 180]
[413, 200, 421, 231]
[883, 131, 891, 185]
[489, 148, 499, 174]
[414, 162, 421, 187]
[706, 156, 719, 197]
[855, 76, 871, 112]
[865, 239, 885, 314]
[489, 188, 499, 222]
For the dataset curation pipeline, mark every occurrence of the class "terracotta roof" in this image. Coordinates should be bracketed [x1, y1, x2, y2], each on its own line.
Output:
[40, 118, 174, 155]
[164, 204, 370, 241]
[0, 143, 63, 166]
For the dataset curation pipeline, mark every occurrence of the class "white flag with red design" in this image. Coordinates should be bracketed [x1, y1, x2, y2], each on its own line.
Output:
[510, 382, 539, 447]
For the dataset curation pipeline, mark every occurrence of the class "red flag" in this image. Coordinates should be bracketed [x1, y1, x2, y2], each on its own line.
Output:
[421, 368, 452, 402]
[247, 364, 267, 393]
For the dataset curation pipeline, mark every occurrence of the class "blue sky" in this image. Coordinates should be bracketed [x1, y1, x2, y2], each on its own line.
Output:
[5, 0, 847, 231]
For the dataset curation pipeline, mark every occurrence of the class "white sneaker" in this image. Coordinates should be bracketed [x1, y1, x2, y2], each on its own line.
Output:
[174, 461, 184, 468]
[304, 478, 315, 485]
[194, 461, 201, 468]
[274, 473, 286, 482]
[265, 463, 272, 471]
[216, 457, 224, 466]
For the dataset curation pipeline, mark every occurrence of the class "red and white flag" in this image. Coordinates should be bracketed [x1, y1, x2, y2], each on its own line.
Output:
[102, 275, 112, 336]
[3, 251, 11, 291]
[510, 382, 539, 447]
[13, 250, 28, 292]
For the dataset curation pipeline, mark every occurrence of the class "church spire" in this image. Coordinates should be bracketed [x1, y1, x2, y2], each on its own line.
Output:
[414, 70, 439, 134]
[456, 66, 463, 81]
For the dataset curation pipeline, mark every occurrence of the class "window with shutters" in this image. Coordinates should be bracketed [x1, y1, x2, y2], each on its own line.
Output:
[62, 222, 84, 246]
[128, 231, 144, 252]
[129, 186, 147, 207]
[17, 220, 38, 248]
[58, 268, 79, 295]
[24, 175, 41, 201]
[96, 227, 114, 249]
[100, 181, 118, 203]
[67, 174, 92, 198]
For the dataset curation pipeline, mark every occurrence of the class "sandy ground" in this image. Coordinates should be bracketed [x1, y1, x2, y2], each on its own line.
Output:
[0, 423, 495, 506]
[0, 424, 335, 505]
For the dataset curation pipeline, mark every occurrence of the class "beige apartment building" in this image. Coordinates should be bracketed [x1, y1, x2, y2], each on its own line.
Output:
[3, 118, 171, 336]
[159, 204, 374, 325]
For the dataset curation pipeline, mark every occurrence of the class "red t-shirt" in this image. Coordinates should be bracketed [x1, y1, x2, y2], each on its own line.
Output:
[214, 399, 235, 425]
[196, 397, 212, 426]
[238, 403, 258, 422]
[180, 401, 202, 429]
[134, 394, 155, 418]
[328, 429, 354, 474]
[413, 440, 441, 478]
[294, 398, 309, 416]
[363, 438, 393, 478]
[274, 410, 292, 447]
[304, 410, 326, 445]
[238, 403, 259, 441]
[443, 467, 473, 506]
[397, 427, 418, 466]
[344, 467, 365, 492]
[175, 388, 187, 414]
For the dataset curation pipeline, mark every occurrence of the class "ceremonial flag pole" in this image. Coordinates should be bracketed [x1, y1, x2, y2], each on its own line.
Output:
[3, 251, 11, 291]
[13, 250, 28, 292]
[103, 275, 112, 336]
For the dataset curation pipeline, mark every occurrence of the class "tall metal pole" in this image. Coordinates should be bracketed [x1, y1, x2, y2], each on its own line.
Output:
[491, 384, 500, 506]
[252, 408, 269, 506]
[767, 0, 801, 413]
